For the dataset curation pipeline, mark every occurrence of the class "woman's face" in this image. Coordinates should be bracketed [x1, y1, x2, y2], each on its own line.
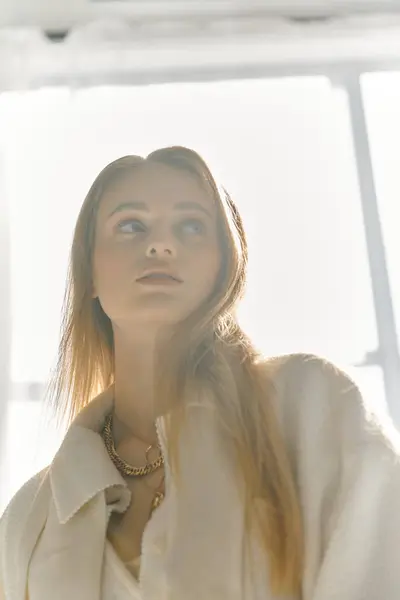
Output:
[92, 162, 222, 332]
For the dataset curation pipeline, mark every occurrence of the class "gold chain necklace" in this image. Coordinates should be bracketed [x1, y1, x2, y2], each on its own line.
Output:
[102, 412, 164, 477]
[102, 412, 165, 515]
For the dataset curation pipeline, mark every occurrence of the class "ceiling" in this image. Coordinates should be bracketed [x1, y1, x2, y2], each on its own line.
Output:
[1, 1, 400, 90]
[1, 1, 400, 32]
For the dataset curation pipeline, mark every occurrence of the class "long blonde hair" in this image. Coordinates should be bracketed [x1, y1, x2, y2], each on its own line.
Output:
[47, 146, 303, 595]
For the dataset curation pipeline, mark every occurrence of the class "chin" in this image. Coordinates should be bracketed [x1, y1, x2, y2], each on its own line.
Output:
[139, 308, 186, 327]
[118, 298, 204, 330]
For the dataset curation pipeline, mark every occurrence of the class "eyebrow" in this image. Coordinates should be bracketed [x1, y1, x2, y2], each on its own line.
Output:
[109, 202, 148, 217]
[109, 200, 212, 218]
[175, 201, 212, 218]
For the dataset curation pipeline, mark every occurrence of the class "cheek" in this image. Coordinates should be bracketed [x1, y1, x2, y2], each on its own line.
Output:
[93, 245, 129, 290]
[189, 244, 221, 290]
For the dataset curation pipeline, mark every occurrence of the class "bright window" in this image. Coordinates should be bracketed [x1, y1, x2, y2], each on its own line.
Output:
[361, 72, 400, 346]
[0, 76, 386, 509]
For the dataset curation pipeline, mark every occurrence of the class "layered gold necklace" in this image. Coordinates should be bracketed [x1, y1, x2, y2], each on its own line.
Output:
[102, 412, 165, 514]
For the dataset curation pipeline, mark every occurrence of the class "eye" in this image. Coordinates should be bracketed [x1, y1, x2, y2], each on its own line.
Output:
[180, 218, 206, 236]
[117, 219, 146, 235]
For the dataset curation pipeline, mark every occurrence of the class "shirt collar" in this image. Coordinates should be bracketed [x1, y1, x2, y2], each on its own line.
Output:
[49, 385, 132, 525]
[48, 384, 213, 525]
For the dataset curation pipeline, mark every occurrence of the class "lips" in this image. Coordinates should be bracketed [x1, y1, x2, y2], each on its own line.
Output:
[137, 271, 182, 284]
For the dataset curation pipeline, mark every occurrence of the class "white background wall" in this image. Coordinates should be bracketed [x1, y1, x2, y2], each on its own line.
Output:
[1, 1, 400, 512]
[1, 73, 397, 510]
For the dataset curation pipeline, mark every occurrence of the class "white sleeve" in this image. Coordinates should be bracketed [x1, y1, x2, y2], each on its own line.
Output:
[292, 356, 400, 599]
[311, 430, 400, 599]
[0, 469, 47, 600]
[274, 354, 400, 599]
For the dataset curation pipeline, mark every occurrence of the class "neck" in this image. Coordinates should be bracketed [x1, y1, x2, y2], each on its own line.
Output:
[112, 327, 162, 447]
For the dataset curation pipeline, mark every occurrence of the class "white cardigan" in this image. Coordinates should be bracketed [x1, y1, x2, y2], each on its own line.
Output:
[1, 353, 400, 600]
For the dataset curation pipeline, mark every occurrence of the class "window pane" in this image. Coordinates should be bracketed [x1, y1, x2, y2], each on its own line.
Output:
[1, 395, 61, 513]
[0, 78, 377, 380]
[361, 71, 400, 348]
[0, 77, 382, 506]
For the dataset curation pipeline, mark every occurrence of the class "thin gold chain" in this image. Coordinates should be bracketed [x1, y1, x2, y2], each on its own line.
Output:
[102, 413, 164, 478]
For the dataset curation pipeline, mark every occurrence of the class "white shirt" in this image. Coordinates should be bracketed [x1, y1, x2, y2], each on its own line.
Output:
[1, 353, 400, 600]
[102, 541, 142, 600]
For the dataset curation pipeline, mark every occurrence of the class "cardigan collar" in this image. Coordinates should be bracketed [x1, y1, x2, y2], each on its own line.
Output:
[49, 386, 131, 524]
[48, 384, 214, 526]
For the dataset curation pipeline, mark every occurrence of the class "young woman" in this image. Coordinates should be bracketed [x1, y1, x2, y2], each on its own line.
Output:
[0, 146, 399, 600]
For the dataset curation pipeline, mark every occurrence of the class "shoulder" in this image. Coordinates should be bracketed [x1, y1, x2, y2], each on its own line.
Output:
[0, 468, 50, 595]
[257, 351, 359, 407]
[0, 467, 49, 544]
[257, 352, 399, 457]
[259, 351, 355, 391]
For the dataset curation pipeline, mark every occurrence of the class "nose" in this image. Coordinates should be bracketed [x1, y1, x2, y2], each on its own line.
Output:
[145, 241, 176, 259]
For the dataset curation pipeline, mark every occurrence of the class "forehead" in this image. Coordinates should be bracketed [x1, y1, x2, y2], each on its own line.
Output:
[97, 161, 215, 216]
